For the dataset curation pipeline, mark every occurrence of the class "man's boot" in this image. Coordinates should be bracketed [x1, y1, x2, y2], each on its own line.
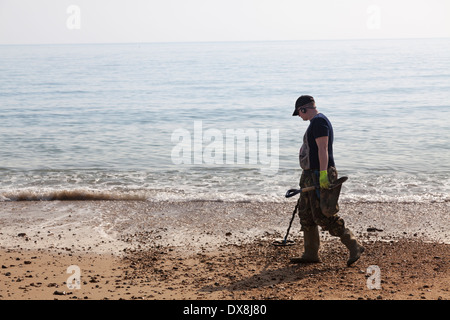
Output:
[290, 225, 321, 263]
[340, 228, 365, 266]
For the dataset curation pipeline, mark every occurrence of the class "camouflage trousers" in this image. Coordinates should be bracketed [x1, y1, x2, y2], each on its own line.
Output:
[297, 167, 346, 237]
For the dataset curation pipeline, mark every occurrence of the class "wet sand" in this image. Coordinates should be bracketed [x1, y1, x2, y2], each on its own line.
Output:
[0, 200, 449, 300]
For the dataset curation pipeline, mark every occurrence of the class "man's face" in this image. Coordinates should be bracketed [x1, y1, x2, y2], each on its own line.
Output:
[298, 109, 308, 121]
[297, 103, 315, 121]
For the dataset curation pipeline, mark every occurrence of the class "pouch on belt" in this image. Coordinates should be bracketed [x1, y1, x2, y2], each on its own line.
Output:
[320, 183, 343, 217]
[313, 169, 347, 218]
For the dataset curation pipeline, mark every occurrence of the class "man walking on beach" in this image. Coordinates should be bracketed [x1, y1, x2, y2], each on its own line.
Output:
[291, 95, 364, 266]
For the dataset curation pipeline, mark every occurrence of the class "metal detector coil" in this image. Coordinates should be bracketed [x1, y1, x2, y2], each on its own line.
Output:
[272, 239, 295, 247]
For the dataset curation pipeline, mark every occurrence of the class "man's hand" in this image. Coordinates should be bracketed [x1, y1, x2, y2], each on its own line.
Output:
[319, 170, 330, 189]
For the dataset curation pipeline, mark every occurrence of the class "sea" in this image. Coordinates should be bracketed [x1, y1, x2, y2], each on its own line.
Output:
[1, 38, 449, 203]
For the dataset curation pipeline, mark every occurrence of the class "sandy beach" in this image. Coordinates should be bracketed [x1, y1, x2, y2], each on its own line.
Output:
[0, 200, 449, 300]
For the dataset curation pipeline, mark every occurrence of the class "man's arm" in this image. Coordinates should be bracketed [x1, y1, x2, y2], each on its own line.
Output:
[315, 136, 329, 171]
[315, 136, 330, 188]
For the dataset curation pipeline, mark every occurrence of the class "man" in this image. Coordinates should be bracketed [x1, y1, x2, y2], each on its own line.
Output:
[291, 95, 364, 266]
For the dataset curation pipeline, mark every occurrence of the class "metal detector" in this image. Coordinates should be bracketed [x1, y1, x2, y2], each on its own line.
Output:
[272, 177, 348, 247]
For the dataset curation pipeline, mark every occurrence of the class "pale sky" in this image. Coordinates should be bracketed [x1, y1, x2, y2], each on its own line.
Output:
[0, 0, 449, 44]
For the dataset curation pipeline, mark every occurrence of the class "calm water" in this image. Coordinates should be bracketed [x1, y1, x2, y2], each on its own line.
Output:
[1, 39, 449, 202]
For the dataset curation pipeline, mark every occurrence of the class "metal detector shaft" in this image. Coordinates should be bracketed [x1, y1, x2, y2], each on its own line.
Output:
[273, 186, 315, 246]
[272, 201, 298, 246]
[282, 205, 297, 242]
[282, 187, 316, 242]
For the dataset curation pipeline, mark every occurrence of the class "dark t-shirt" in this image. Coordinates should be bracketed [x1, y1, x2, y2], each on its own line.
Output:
[299, 113, 335, 170]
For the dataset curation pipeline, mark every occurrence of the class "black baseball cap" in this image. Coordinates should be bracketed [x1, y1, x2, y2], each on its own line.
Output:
[292, 95, 315, 116]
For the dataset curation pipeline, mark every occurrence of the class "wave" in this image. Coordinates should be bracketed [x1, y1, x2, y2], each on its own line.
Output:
[0, 189, 147, 202]
[1, 187, 449, 204]
[0, 188, 282, 203]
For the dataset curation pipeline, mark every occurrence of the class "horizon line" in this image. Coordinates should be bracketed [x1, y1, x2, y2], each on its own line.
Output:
[1, 36, 449, 47]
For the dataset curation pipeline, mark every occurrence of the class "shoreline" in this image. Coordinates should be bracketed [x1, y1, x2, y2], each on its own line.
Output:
[0, 200, 449, 300]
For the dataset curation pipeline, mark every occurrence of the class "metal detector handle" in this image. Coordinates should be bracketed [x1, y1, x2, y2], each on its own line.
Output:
[285, 177, 349, 198]
[285, 186, 316, 198]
